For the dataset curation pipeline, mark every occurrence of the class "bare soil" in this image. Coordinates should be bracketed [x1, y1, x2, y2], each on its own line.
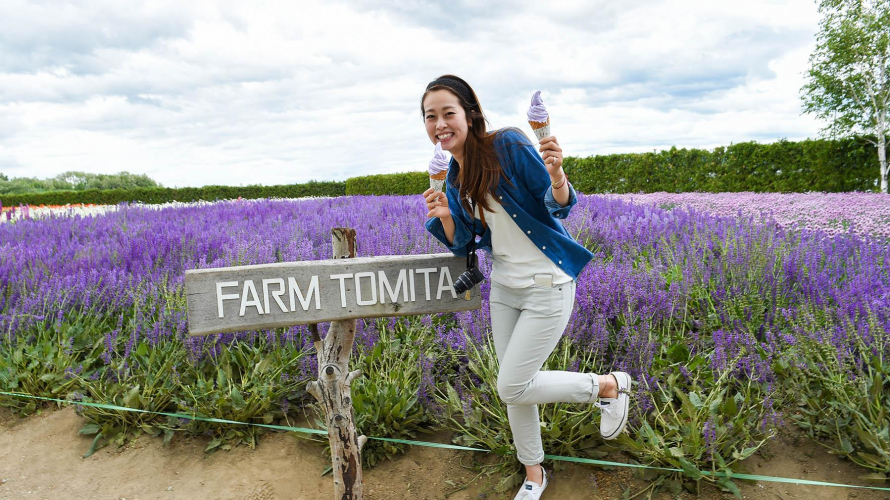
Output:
[1, 406, 887, 500]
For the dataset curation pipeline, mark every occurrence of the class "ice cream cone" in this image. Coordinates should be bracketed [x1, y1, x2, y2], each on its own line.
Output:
[430, 171, 447, 192]
[529, 119, 551, 142]
[428, 142, 449, 191]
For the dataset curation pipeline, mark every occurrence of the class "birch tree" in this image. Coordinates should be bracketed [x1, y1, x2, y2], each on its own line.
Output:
[801, 0, 890, 193]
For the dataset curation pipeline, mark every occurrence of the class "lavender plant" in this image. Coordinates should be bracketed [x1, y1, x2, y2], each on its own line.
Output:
[1, 192, 888, 487]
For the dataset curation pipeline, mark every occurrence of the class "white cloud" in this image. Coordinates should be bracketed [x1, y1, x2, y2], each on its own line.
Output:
[0, 0, 825, 187]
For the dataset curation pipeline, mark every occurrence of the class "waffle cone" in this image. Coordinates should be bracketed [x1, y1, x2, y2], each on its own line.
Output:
[529, 121, 551, 142]
[529, 119, 550, 130]
[429, 171, 447, 180]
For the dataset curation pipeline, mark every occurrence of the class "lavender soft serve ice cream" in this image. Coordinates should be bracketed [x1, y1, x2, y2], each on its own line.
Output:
[527, 90, 551, 142]
[428, 142, 449, 192]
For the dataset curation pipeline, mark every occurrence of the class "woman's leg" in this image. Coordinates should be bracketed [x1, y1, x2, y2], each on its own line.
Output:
[495, 280, 603, 468]
[497, 281, 599, 407]
[489, 281, 522, 363]
[490, 282, 545, 471]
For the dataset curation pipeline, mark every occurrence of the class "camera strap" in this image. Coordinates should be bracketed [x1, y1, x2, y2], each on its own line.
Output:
[467, 198, 478, 270]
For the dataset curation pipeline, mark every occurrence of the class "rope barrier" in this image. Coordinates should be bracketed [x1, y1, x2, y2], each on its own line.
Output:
[1, 391, 888, 492]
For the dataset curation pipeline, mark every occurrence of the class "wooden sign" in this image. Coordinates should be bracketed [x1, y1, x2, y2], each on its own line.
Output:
[185, 252, 481, 336]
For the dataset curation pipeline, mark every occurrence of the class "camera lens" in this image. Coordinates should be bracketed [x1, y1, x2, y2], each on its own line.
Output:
[453, 267, 485, 294]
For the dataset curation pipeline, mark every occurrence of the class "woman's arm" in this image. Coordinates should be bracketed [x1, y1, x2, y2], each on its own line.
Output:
[549, 167, 570, 207]
[424, 187, 476, 256]
[440, 214, 456, 245]
[499, 128, 578, 219]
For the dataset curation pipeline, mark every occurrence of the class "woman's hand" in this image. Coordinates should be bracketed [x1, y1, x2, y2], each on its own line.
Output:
[539, 135, 564, 179]
[423, 187, 451, 219]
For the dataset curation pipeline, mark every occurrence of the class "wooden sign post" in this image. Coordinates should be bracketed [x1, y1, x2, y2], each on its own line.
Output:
[184, 228, 482, 500]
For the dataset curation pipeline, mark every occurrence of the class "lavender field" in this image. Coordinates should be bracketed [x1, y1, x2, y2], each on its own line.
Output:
[1, 193, 888, 491]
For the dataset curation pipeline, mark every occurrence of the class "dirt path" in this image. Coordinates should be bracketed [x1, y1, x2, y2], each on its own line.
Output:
[1, 406, 886, 500]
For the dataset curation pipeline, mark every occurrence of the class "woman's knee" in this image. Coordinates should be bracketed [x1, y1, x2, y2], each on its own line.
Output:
[496, 375, 523, 404]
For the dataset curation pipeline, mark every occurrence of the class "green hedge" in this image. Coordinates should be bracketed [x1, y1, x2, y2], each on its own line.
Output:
[349, 136, 886, 196]
[345, 171, 429, 195]
[3, 135, 885, 206]
[563, 135, 885, 194]
[0, 181, 346, 207]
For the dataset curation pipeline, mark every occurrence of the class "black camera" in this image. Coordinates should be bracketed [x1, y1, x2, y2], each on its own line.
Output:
[453, 265, 485, 294]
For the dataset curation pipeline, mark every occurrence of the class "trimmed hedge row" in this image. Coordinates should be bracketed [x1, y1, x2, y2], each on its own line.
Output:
[3, 135, 885, 206]
[348, 136, 886, 196]
[0, 181, 346, 207]
[563, 136, 885, 194]
[345, 171, 429, 195]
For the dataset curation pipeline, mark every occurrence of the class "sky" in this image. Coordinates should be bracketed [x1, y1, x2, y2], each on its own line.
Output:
[0, 0, 825, 188]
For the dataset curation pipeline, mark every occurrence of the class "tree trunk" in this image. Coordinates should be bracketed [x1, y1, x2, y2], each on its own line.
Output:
[306, 227, 367, 500]
[878, 136, 888, 194]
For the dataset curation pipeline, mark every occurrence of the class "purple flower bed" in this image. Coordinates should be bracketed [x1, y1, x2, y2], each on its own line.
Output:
[2, 192, 889, 474]
[606, 191, 890, 240]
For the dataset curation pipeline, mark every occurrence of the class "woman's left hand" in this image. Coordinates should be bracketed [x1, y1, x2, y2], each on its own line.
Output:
[539, 135, 563, 177]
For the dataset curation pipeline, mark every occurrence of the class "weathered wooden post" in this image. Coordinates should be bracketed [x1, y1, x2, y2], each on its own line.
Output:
[183, 228, 481, 500]
[305, 227, 366, 499]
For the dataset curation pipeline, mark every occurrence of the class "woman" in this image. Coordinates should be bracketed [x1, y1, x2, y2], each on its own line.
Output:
[421, 75, 632, 500]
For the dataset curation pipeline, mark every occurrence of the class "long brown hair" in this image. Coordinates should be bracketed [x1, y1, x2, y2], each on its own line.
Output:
[421, 75, 514, 228]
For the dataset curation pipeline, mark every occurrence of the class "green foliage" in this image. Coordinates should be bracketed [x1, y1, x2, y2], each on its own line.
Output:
[75, 341, 185, 457]
[622, 354, 775, 497]
[563, 136, 888, 194]
[0, 316, 103, 415]
[75, 336, 310, 457]
[801, 0, 889, 140]
[0, 305, 313, 457]
[345, 171, 428, 195]
[788, 310, 890, 477]
[0, 181, 346, 206]
[0, 171, 161, 195]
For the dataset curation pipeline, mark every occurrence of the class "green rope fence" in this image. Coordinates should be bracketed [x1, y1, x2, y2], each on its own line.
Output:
[1, 391, 887, 492]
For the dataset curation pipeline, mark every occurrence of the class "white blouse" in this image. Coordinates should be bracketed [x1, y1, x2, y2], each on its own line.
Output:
[473, 192, 572, 288]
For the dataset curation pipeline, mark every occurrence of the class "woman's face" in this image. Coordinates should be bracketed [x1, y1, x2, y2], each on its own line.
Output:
[423, 89, 471, 156]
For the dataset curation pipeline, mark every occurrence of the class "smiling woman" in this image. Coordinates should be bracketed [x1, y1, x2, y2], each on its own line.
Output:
[419, 74, 632, 500]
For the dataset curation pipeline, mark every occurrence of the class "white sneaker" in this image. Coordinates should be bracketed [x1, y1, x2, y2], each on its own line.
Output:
[596, 371, 632, 439]
[513, 466, 548, 500]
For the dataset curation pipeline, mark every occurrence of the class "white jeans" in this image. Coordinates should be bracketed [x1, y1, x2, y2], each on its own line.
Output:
[489, 278, 600, 466]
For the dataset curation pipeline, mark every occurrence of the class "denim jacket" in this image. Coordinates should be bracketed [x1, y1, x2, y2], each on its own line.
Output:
[424, 127, 594, 280]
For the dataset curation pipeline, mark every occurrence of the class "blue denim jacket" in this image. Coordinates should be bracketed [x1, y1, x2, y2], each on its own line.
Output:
[425, 127, 594, 280]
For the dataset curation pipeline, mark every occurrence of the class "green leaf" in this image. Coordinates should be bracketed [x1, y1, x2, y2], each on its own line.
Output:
[859, 472, 888, 481]
[688, 392, 703, 408]
[839, 436, 854, 454]
[122, 385, 141, 407]
[79, 423, 101, 435]
[136, 342, 149, 357]
[667, 343, 689, 363]
[717, 478, 741, 499]
[205, 438, 222, 452]
[548, 423, 562, 439]
[678, 457, 703, 481]
[231, 387, 245, 410]
[665, 478, 683, 497]
[82, 432, 103, 458]
[722, 396, 738, 418]
[730, 446, 756, 461]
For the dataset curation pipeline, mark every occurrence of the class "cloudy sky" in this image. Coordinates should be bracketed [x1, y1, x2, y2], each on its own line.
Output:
[0, 0, 825, 188]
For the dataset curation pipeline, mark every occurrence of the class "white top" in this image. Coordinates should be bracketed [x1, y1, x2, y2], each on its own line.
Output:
[473, 192, 572, 288]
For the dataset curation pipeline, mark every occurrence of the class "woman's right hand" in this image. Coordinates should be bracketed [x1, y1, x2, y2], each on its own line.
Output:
[423, 187, 451, 219]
